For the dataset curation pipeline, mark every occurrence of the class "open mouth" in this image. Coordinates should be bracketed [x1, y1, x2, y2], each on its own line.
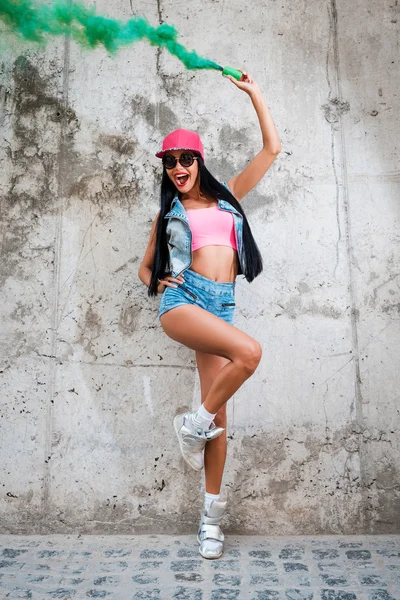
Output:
[175, 174, 189, 187]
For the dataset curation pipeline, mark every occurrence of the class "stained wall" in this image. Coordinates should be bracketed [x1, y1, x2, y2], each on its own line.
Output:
[1, 0, 399, 534]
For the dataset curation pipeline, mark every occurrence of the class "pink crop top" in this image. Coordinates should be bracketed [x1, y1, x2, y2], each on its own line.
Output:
[186, 205, 237, 252]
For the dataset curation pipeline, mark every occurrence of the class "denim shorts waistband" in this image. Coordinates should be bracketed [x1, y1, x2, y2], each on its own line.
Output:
[183, 268, 235, 292]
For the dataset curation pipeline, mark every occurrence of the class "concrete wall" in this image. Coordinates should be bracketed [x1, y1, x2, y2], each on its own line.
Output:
[1, 0, 399, 535]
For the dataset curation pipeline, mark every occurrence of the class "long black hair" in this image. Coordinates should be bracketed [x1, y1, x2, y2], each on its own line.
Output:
[148, 155, 263, 297]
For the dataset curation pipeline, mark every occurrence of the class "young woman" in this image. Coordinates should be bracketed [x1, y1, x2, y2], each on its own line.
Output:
[138, 71, 281, 559]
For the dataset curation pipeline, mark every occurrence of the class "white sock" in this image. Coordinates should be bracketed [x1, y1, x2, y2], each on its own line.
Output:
[204, 491, 220, 507]
[192, 404, 217, 431]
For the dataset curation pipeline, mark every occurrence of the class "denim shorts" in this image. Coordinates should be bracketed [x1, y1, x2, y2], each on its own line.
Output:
[158, 268, 236, 324]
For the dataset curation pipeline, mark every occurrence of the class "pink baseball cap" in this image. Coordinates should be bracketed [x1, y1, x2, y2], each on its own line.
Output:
[155, 128, 205, 161]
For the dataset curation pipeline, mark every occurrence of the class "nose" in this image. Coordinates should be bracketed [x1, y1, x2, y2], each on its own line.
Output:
[173, 160, 189, 173]
[175, 157, 186, 168]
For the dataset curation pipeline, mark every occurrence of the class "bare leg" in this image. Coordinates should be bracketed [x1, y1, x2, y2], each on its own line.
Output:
[196, 351, 229, 494]
[160, 304, 262, 414]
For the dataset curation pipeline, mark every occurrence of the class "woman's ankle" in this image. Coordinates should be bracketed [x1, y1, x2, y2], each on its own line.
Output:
[204, 491, 220, 507]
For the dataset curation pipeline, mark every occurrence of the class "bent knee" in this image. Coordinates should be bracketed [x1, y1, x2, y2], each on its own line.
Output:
[238, 340, 262, 375]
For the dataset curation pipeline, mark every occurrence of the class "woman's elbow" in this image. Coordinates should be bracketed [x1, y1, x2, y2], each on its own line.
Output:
[138, 263, 149, 283]
[265, 145, 281, 155]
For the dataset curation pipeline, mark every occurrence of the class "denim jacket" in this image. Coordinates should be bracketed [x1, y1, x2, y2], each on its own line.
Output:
[163, 182, 246, 278]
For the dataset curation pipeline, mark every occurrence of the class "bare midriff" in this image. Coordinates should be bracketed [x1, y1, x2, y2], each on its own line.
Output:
[181, 198, 239, 283]
[190, 246, 239, 282]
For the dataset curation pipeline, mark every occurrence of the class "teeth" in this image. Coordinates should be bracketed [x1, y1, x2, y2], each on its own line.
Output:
[176, 175, 188, 183]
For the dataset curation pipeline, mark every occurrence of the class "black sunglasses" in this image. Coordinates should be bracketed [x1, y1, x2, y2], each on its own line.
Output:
[162, 152, 199, 170]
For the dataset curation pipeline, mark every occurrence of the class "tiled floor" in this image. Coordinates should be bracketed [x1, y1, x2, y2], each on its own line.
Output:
[0, 534, 399, 599]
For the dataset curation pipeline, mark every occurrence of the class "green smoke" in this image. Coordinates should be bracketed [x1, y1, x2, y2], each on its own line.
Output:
[0, 0, 223, 71]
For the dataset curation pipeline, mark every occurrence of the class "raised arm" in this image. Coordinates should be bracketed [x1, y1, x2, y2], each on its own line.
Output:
[225, 71, 281, 201]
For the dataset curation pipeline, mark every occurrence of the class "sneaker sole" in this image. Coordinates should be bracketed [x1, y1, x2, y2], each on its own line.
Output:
[173, 414, 203, 472]
[197, 533, 223, 559]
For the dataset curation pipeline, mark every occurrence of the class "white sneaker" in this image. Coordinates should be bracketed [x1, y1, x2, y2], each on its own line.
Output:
[197, 500, 227, 559]
[173, 411, 225, 471]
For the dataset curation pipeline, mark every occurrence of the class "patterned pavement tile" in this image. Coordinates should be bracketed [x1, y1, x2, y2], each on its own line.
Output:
[0, 535, 399, 599]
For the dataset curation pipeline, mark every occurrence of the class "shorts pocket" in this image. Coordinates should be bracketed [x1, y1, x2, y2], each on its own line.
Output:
[218, 297, 235, 325]
[218, 294, 236, 312]
[162, 283, 197, 307]
[179, 284, 198, 301]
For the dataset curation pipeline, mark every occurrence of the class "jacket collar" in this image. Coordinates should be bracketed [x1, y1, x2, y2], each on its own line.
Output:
[164, 194, 241, 219]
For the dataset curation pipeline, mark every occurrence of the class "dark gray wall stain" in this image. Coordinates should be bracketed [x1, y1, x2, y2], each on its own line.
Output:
[118, 304, 142, 335]
[131, 93, 178, 136]
[98, 133, 137, 156]
[321, 97, 350, 124]
[0, 56, 144, 288]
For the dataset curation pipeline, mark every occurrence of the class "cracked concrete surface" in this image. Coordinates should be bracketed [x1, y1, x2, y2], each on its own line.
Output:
[0, 0, 399, 535]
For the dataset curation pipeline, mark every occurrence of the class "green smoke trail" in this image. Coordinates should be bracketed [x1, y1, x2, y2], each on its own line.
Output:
[0, 0, 223, 72]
